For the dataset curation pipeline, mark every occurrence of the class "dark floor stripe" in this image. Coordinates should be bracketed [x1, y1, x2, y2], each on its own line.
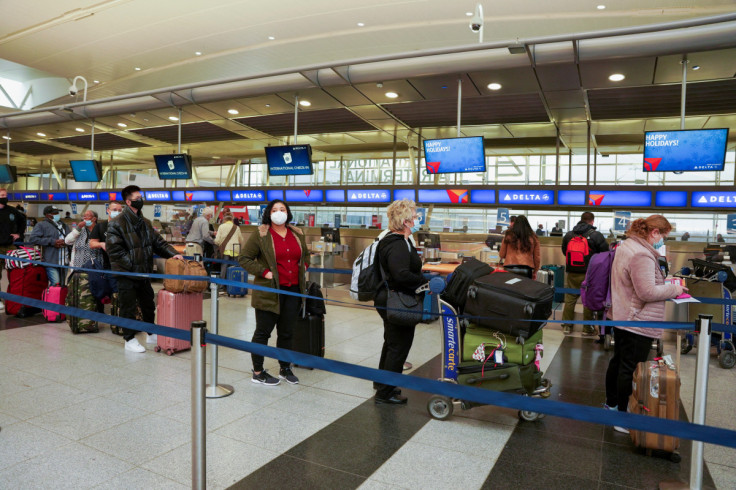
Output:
[0, 312, 49, 330]
[228, 356, 441, 489]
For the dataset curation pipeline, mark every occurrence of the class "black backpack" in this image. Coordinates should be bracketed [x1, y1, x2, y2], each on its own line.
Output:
[441, 258, 494, 312]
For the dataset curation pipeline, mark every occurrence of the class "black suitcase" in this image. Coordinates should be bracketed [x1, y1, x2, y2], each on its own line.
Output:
[292, 313, 325, 359]
[441, 258, 493, 312]
[465, 272, 554, 339]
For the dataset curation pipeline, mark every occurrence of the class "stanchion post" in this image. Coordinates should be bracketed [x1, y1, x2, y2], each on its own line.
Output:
[191, 320, 207, 490]
[206, 271, 234, 398]
[690, 314, 712, 490]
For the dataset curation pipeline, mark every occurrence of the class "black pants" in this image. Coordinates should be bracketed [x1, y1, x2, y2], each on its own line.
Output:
[605, 328, 653, 411]
[375, 298, 416, 399]
[252, 285, 300, 372]
[118, 277, 155, 341]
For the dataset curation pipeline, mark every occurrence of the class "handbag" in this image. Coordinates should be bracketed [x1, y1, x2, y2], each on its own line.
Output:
[215, 223, 239, 259]
[386, 289, 424, 327]
[5, 246, 41, 270]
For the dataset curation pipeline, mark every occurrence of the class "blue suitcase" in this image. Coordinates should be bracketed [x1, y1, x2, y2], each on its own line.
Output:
[226, 266, 248, 297]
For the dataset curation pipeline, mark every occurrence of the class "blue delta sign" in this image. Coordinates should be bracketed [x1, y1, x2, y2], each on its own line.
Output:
[614, 211, 631, 233]
[727, 214, 736, 235]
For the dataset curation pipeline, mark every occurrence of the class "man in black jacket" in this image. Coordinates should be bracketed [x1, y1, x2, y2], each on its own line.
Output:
[107, 185, 183, 353]
[0, 188, 26, 311]
[561, 212, 609, 335]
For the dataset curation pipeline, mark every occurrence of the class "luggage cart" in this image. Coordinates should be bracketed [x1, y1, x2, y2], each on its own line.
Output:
[423, 279, 551, 422]
[675, 259, 736, 369]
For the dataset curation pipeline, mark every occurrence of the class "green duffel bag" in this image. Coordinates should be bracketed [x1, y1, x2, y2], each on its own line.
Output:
[456, 362, 543, 396]
[462, 324, 543, 365]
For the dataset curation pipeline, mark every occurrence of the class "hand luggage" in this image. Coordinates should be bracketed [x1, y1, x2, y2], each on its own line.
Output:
[42, 285, 69, 322]
[541, 265, 565, 303]
[163, 258, 209, 293]
[462, 324, 543, 365]
[536, 269, 550, 285]
[65, 272, 99, 334]
[291, 312, 325, 359]
[4, 245, 41, 270]
[441, 257, 493, 313]
[5, 265, 47, 317]
[628, 359, 680, 457]
[226, 265, 249, 297]
[155, 290, 203, 355]
[84, 257, 116, 302]
[305, 281, 326, 316]
[456, 362, 542, 395]
[503, 264, 533, 279]
[465, 272, 554, 339]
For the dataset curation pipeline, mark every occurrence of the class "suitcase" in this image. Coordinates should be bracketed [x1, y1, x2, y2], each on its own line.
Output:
[66, 272, 99, 334]
[466, 272, 554, 339]
[628, 360, 680, 455]
[541, 265, 565, 303]
[226, 265, 248, 297]
[441, 257, 493, 313]
[42, 285, 69, 322]
[6, 266, 47, 317]
[155, 290, 203, 355]
[462, 324, 543, 365]
[503, 264, 533, 279]
[292, 313, 325, 359]
[457, 362, 542, 395]
[536, 269, 551, 285]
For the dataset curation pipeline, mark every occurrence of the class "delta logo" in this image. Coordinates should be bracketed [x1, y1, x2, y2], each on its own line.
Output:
[644, 158, 662, 172]
[588, 194, 605, 206]
[426, 161, 441, 174]
[304, 190, 311, 197]
[108, 192, 117, 201]
[446, 189, 468, 203]
[185, 192, 194, 201]
[46, 193, 55, 200]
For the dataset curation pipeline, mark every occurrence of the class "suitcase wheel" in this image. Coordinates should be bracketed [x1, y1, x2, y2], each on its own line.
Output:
[154, 346, 161, 353]
[518, 409, 540, 422]
[166, 349, 174, 356]
[670, 451, 681, 463]
[427, 395, 453, 421]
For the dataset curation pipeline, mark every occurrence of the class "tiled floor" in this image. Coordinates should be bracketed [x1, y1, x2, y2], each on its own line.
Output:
[0, 286, 735, 489]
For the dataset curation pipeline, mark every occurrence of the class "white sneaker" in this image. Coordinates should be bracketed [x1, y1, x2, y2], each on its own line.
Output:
[125, 338, 146, 353]
[0, 302, 4, 311]
[614, 425, 630, 434]
[146, 334, 158, 344]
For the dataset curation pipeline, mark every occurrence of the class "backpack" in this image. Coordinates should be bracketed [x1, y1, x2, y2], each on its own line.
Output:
[441, 257, 494, 313]
[350, 239, 383, 301]
[580, 247, 617, 312]
[565, 229, 595, 273]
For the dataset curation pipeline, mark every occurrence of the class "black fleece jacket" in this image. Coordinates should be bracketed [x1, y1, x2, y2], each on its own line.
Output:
[374, 232, 425, 306]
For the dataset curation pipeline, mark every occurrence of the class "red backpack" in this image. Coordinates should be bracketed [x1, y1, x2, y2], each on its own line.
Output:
[565, 229, 595, 273]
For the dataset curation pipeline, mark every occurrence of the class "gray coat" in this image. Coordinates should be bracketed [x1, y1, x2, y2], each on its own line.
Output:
[28, 218, 71, 266]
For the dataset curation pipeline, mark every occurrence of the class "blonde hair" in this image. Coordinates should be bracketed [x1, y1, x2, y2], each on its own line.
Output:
[202, 207, 215, 218]
[629, 214, 672, 238]
[387, 199, 417, 232]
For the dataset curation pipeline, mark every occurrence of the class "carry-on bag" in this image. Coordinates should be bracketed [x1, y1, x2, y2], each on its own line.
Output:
[462, 324, 543, 365]
[42, 285, 69, 322]
[541, 264, 565, 303]
[291, 311, 325, 359]
[441, 257, 493, 312]
[66, 272, 99, 333]
[456, 362, 542, 395]
[305, 281, 326, 316]
[503, 264, 533, 279]
[536, 269, 551, 285]
[4, 245, 41, 270]
[155, 290, 203, 355]
[226, 265, 249, 297]
[6, 265, 47, 317]
[628, 359, 680, 456]
[465, 272, 554, 339]
[163, 259, 209, 293]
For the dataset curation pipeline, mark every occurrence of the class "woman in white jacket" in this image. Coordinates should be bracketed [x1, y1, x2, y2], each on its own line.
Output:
[214, 211, 243, 279]
[65, 210, 102, 268]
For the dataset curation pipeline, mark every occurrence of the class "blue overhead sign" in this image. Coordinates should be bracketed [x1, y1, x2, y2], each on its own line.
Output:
[347, 189, 390, 203]
[216, 190, 231, 202]
[266, 190, 284, 201]
[22, 193, 39, 200]
[655, 191, 688, 207]
[588, 190, 652, 207]
[557, 190, 586, 206]
[284, 189, 323, 202]
[417, 189, 469, 204]
[497, 208, 510, 226]
[43, 192, 68, 201]
[498, 190, 553, 205]
[232, 190, 265, 202]
[692, 191, 736, 208]
[145, 191, 171, 201]
[614, 211, 631, 233]
[393, 189, 416, 201]
[325, 190, 345, 203]
[469, 190, 496, 204]
[171, 190, 214, 202]
[727, 214, 736, 235]
[77, 192, 98, 201]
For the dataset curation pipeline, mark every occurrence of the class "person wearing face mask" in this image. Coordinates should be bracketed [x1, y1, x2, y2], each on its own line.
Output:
[239, 199, 310, 386]
[604, 214, 686, 434]
[89, 201, 123, 265]
[0, 188, 26, 310]
[106, 186, 183, 353]
[185, 207, 216, 260]
[28, 205, 71, 287]
[64, 210, 101, 268]
[372, 199, 426, 405]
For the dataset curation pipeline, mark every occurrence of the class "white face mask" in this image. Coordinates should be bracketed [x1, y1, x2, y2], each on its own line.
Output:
[270, 210, 288, 226]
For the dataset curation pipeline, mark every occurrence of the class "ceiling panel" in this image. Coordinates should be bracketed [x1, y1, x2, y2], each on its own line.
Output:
[408, 74, 481, 99]
[655, 49, 736, 84]
[579, 57, 657, 88]
[52, 133, 151, 150]
[130, 121, 248, 144]
[545, 90, 585, 109]
[318, 86, 374, 107]
[351, 80, 424, 104]
[234, 108, 376, 136]
[467, 67, 540, 95]
[9, 141, 77, 156]
[535, 63, 580, 91]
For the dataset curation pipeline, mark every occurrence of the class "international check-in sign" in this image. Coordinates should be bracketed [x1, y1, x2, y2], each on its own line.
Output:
[728, 214, 736, 235]
[416, 208, 428, 226]
[70, 203, 77, 214]
[614, 211, 631, 233]
[497, 208, 510, 227]
[154, 204, 162, 218]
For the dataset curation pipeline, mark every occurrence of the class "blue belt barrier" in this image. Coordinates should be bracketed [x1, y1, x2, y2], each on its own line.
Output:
[1, 287, 735, 450]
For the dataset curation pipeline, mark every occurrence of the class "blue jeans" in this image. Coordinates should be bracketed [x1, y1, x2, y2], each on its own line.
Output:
[45, 267, 64, 286]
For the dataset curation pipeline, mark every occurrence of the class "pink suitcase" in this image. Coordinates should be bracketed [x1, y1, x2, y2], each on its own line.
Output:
[155, 290, 203, 355]
[43, 285, 69, 322]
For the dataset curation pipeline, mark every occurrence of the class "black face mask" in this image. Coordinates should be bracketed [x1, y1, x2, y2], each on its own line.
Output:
[0, 197, 7, 205]
[130, 199, 144, 210]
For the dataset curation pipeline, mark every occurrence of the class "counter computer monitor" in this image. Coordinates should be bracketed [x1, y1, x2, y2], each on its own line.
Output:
[154, 154, 193, 180]
[265, 144, 313, 175]
[415, 231, 441, 249]
[321, 227, 341, 243]
[69, 160, 102, 182]
[485, 233, 505, 249]
[550, 231, 563, 237]
[0, 164, 17, 184]
[423, 136, 486, 174]
[643, 128, 728, 172]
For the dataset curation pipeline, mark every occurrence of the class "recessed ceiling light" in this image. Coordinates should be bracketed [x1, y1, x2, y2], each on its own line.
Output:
[37, 132, 46, 137]
[299, 100, 311, 107]
[265, 104, 271, 107]
[487, 83, 502, 90]
[268, 36, 275, 40]
[608, 73, 625, 81]
[75, 127, 85, 132]
[134, 67, 141, 71]
[385, 91, 399, 98]
[195, 51, 202, 56]
[93, 80, 99, 83]
[117, 123, 127, 128]
[692, 65, 701, 70]
[597, 5, 606, 9]
[2, 136, 10, 140]
[227, 109, 239, 115]
[212, 156, 220, 160]
[357, 22, 365, 27]
[168, 116, 179, 121]
[466, 12, 473, 16]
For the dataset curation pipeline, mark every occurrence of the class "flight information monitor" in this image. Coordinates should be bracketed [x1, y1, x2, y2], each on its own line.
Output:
[70, 160, 102, 182]
[423, 136, 486, 174]
[154, 154, 193, 179]
[0, 164, 17, 183]
[643, 129, 728, 172]
[265, 145, 313, 175]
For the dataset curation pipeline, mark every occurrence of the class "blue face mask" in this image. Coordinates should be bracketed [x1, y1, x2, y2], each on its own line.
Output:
[406, 220, 420, 233]
[110, 211, 121, 219]
[84, 220, 93, 227]
[653, 238, 664, 250]
[52, 214, 61, 222]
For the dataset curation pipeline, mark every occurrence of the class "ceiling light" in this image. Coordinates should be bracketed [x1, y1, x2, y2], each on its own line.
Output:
[265, 104, 271, 107]
[117, 123, 127, 128]
[93, 80, 99, 84]
[357, 22, 365, 27]
[465, 12, 473, 16]
[692, 65, 701, 70]
[385, 91, 399, 98]
[2, 136, 10, 140]
[75, 127, 85, 132]
[195, 51, 202, 56]
[441, 85, 448, 89]
[487, 83, 502, 90]
[268, 36, 275, 40]
[169, 116, 179, 121]
[212, 156, 220, 159]
[608, 73, 625, 81]
[227, 109, 239, 115]
[134, 67, 141, 71]
[37, 132, 46, 137]
[299, 100, 311, 107]
[597, 5, 606, 9]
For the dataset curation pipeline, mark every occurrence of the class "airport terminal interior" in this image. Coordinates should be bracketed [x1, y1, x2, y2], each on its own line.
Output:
[2, 1, 736, 489]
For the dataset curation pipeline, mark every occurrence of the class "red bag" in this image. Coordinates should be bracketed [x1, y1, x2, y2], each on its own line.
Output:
[42, 285, 68, 322]
[565, 230, 594, 273]
[6, 266, 47, 317]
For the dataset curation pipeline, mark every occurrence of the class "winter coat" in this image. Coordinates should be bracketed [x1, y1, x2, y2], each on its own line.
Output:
[64, 226, 102, 267]
[610, 235, 679, 339]
[238, 224, 309, 314]
[214, 221, 243, 256]
[499, 235, 541, 276]
[106, 206, 177, 276]
[28, 218, 70, 266]
[374, 232, 425, 307]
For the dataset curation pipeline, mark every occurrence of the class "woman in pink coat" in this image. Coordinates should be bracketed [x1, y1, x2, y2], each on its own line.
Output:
[604, 215, 686, 433]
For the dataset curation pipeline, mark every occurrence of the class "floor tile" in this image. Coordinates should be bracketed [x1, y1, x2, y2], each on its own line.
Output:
[483, 461, 600, 490]
[0, 381, 95, 420]
[410, 417, 514, 457]
[705, 461, 736, 490]
[0, 421, 72, 471]
[266, 386, 367, 422]
[157, 387, 265, 431]
[230, 454, 366, 490]
[0, 364, 54, 396]
[91, 467, 188, 490]
[102, 377, 189, 413]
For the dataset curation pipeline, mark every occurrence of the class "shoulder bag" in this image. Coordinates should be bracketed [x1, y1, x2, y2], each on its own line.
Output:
[378, 242, 424, 327]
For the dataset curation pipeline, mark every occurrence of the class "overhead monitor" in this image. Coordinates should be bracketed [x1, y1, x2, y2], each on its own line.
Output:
[154, 154, 193, 180]
[69, 160, 102, 182]
[0, 164, 17, 184]
[423, 136, 485, 174]
[643, 128, 728, 172]
[265, 145, 313, 175]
